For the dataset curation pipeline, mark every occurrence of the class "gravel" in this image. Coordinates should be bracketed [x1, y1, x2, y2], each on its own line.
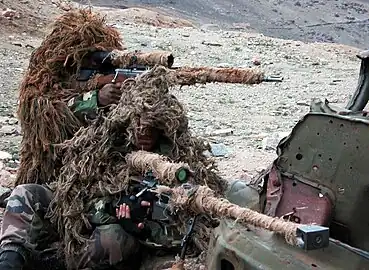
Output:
[0, 6, 362, 180]
[76, 0, 369, 49]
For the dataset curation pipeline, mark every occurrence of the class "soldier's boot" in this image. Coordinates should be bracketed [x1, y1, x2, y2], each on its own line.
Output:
[0, 250, 25, 270]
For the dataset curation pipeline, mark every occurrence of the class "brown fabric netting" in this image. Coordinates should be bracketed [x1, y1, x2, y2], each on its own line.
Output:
[170, 67, 265, 85]
[163, 185, 300, 246]
[16, 8, 124, 186]
[46, 65, 227, 269]
[126, 151, 191, 185]
[110, 50, 174, 68]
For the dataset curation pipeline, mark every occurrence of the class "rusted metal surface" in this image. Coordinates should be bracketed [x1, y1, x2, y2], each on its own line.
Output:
[214, 99, 369, 269]
[206, 219, 369, 270]
[263, 165, 283, 217]
[263, 164, 332, 226]
[276, 105, 369, 251]
[273, 175, 333, 226]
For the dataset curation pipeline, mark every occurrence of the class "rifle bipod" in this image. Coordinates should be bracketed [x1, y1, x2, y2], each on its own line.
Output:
[179, 215, 199, 260]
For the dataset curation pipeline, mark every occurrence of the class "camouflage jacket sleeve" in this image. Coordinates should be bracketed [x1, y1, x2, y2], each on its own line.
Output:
[66, 90, 99, 122]
[88, 196, 118, 225]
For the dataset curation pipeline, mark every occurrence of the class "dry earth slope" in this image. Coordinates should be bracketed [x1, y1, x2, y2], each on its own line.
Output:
[75, 0, 369, 49]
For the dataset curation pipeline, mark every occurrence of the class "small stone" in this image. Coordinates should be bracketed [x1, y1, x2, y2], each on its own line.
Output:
[0, 117, 9, 124]
[201, 41, 222, 47]
[12, 42, 24, 48]
[209, 143, 229, 157]
[2, 8, 17, 20]
[251, 132, 269, 139]
[270, 111, 282, 116]
[25, 44, 35, 49]
[200, 24, 221, 31]
[238, 171, 254, 181]
[206, 128, 234, 137]
[256, 166, 267, 173]
[0, 126, 17, 135]
[0, 151, 12, 160]
[182, 33, 190, 37]
[0, 186, 10, 196]
[216, 63, 232, 68]
[202, 150, 212, 158]
[296, 100, 310, 106]
[7, 118, 18, 125]
[0, 170, 14, 188]
[262, 132, 290, 151]
[252, 57, 261, 66]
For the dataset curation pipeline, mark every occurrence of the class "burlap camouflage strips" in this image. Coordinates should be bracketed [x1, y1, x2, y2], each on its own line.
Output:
[0, 184, 141, 269]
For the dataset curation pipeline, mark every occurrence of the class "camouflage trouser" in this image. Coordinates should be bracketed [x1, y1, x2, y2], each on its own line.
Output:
[0, 184, 141, 269]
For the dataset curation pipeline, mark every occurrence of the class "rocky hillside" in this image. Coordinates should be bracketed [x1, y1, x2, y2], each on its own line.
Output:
[75, 0, 369, 49]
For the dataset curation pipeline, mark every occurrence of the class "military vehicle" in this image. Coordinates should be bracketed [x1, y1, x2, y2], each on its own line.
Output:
[207, 50, 369, 270]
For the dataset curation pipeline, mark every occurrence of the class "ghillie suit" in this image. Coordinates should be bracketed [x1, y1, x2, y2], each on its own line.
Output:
[16, 9, 124, 186]
[47, 66, 227, 269]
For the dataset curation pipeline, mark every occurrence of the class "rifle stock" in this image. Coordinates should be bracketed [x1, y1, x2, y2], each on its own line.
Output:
[95, 73, 129, 87]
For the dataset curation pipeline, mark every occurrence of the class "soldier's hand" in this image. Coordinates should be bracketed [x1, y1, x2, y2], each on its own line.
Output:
[98, 83, 122, 107]
[116, 202, 151, 240]
[116, 202, 150, 229]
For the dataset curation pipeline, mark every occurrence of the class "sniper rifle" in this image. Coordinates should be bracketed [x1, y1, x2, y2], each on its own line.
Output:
[77, 51, 284, 86]
[111, 169, 197, 258]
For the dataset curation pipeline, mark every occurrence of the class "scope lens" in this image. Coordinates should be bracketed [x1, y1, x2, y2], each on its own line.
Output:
[177, 168, 188, 182]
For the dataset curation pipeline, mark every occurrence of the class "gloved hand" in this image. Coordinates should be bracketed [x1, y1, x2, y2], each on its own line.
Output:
[115, 202, 152, 240]
[115, 189, 156, 220]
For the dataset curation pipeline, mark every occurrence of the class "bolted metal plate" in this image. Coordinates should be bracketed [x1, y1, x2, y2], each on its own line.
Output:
[276, 112, 369, 251]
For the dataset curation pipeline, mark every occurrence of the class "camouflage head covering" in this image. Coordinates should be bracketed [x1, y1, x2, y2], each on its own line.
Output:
[16, 8, 124, 186]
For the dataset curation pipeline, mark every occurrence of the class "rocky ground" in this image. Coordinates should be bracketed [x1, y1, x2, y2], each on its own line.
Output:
[77, 0, 369, 49]
[0, 1, 362, 187]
